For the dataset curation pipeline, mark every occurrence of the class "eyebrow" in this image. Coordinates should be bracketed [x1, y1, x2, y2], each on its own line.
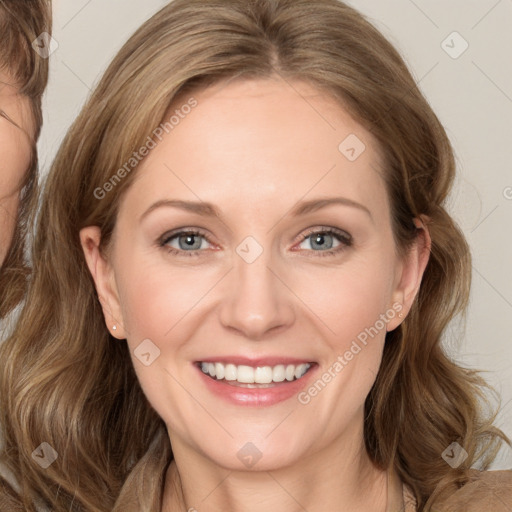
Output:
[140, 197, 372, 223]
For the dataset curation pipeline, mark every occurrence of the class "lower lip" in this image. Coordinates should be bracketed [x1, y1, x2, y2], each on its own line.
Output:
[195, 363, 318, 406]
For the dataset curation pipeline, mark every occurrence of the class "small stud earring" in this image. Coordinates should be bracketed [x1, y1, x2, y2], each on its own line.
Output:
[112, 325, 117, 331]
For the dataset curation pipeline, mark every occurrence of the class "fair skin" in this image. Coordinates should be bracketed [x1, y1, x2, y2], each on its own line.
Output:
[80, 77, 430, 512]
[0, 70, 34, 266]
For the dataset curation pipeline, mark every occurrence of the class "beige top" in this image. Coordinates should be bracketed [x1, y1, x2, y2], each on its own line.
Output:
[387, 467, 512, 512]
[386, 465, 415, 512]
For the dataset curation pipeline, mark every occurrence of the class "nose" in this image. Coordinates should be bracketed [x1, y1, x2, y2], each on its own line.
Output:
[218, 245, 296, 341]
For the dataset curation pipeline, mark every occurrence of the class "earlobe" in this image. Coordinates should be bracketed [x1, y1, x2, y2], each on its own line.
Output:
[79, 226, 126, 339]
[387, 215, 432, 331]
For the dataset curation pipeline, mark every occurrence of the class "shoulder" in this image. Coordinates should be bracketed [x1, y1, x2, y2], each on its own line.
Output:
[433, 469, 512, 512]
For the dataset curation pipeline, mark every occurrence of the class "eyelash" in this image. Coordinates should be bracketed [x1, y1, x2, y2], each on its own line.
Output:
[158, 227, 353, 258]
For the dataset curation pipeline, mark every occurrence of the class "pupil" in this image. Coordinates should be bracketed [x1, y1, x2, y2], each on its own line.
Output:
[181, 234, 200, 249]
[313, 233, 332, 250]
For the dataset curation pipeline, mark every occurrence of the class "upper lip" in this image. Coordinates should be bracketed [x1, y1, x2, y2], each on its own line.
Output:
[196, 356, 315, 367]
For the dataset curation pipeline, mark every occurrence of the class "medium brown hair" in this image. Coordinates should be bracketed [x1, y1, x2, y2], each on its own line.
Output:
[0, 1, 509, 510]
[0, 0, 52, 318]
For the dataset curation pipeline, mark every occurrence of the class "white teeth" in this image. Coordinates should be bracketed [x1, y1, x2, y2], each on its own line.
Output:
[224, 363, 237, 381]
[237, 365, 254, 383]
[294, 363, 308, 379]
[272, 364, 285, 382]
[200, 361, 312, 384]
[254, 366, 273, 384]
[215, 362, 225, 380]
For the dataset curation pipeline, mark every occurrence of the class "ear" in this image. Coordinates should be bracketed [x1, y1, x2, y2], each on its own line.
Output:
[79, 226, 127, 339]
[386, 215, 431, 331]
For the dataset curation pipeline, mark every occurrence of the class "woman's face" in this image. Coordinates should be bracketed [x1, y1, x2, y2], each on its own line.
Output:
[0, 72, 34, 266]
[81, 78, 428, 471]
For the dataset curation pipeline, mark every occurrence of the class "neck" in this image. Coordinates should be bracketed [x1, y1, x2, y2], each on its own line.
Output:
[162, 434, 389, 512]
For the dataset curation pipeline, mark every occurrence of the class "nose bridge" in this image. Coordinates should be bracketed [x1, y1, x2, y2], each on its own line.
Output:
[218, 235, 295, 339]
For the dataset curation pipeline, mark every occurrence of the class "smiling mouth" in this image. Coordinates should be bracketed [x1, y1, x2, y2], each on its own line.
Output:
[197, 361, 315, 388]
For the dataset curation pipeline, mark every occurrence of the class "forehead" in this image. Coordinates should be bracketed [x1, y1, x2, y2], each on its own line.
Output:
[120, 78, 388, 223]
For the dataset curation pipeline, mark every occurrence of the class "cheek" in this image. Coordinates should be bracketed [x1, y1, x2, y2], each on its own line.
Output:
[291, 254, 396, 405]
[116, 262, 208, 425]
[118, 260, 220, 340]
[292, 257, 396, 344]
[0, 121, 32, 194]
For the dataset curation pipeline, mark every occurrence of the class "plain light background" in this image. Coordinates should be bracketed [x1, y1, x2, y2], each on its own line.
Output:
[38, 0, 512, 469]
